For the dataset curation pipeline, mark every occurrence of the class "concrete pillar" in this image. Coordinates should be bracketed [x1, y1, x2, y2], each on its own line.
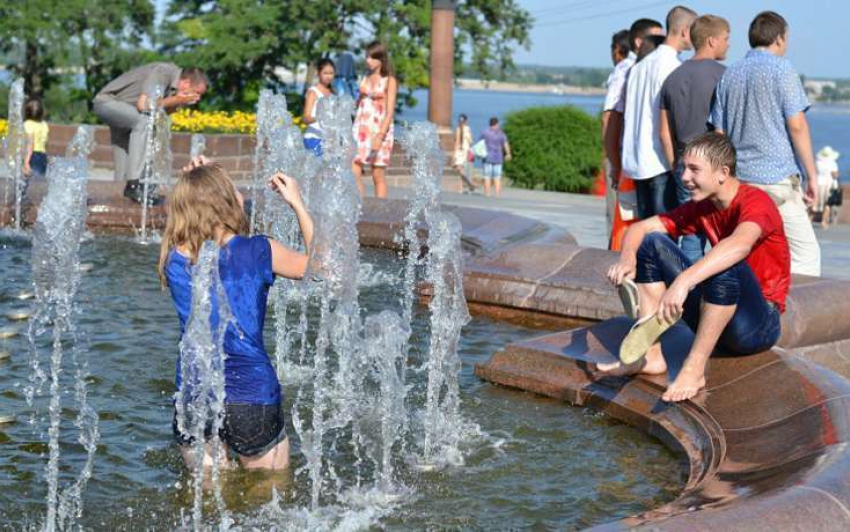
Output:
[428, 0, 455, 130]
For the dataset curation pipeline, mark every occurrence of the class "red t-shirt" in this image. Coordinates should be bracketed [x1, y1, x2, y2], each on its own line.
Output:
[659, 184, 791, 312]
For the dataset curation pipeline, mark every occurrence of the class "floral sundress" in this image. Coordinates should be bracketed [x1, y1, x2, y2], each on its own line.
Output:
[353, 75, 393, 167]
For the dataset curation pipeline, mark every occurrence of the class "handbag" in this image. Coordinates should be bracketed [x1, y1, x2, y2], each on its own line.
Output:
[467, 149, 474, 163]
[471, 139, 488, 159]
[828, 183, 843, 207]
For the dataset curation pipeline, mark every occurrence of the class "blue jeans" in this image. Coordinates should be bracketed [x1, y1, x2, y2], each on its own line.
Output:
[635, 233, 781, 355]
[635, 171, 676, 220]
[673, 164, 706, 263]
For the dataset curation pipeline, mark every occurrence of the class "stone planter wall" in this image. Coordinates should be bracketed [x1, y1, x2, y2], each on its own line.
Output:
[44, 123, 462, 189]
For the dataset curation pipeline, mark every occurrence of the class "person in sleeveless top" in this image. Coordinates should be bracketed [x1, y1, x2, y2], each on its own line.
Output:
[158, 157, 314, 472]
[302, 58, 335, 157]
[452, 113, 476, 193]
[352, 40, 398, 198]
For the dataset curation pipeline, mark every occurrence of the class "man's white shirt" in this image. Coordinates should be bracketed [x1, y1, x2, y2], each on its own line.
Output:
[621, 45, 681, 180]
[603, 52, 636, 112]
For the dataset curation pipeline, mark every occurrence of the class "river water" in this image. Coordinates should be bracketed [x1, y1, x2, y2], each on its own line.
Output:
[400, 88, 850, 180]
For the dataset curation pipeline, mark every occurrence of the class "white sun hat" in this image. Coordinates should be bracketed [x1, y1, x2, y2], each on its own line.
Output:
[817, 146, 840, 161]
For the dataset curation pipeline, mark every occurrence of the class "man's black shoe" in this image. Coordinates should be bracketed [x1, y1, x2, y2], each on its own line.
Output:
[123, 180, 164, 206]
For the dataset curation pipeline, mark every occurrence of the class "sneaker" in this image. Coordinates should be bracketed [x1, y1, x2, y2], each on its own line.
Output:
[619, 312, 679, 365]
[617, 278, 640, 319]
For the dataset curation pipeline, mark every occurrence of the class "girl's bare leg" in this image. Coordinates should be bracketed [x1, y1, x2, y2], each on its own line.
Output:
[352, 161, 366, 197]
[483, 178, 491, 197]
[373, 166, 388, 198]
[180, 440, 233, 471]
[239, 437, 291, 471]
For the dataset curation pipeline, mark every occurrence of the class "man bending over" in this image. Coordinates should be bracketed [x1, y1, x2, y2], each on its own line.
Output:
[599, 133, 790, 402]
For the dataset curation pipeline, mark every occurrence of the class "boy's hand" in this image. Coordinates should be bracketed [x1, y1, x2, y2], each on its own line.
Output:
[268, 173, 303, 208]
[657, 278, 687, 324]
[607, 255, 636, 286]
[23, 164, 31, 176]
[182, 155, 209, 173]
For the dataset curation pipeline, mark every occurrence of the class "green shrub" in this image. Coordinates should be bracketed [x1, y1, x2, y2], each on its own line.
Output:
[503, 105, 602, 193]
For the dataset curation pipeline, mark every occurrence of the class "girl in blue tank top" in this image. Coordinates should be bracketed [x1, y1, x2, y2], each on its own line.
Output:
[158, 158, 313, 471]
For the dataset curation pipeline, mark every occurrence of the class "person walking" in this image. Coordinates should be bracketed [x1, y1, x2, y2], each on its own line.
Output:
[479, 117, 512, 198]
[302, 58, 335, 157]
[622, 6, 697, 220]
[93, 63, 207, 205]
[709, 11, 821, 276]
[352, 41, 398, 199]
[659, 14, 729, 262]
[452, 114, 476, 193]
[814, 146, 840, 229]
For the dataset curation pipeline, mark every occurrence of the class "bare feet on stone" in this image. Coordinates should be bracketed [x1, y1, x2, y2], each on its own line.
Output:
[662, 365, 706, 402]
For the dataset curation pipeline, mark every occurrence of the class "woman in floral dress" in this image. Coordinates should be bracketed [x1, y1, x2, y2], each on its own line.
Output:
[352, 40, 398, 198]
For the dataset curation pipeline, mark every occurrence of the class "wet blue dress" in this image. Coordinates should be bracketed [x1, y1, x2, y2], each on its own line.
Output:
[165, 235, 280, 405]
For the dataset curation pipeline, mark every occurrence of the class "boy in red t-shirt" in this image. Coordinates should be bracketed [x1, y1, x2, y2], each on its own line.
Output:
[599, 133, 791, 402]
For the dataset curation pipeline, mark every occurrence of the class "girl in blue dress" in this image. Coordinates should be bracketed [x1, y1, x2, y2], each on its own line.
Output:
[158, 158, 313, 471]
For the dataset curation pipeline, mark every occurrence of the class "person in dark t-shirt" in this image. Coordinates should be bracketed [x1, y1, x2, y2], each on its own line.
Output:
[660, 14, 729, 263]
[599, 133, 790, 403]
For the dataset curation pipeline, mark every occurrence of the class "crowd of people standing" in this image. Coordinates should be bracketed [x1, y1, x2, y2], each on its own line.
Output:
[602, 8, 831, 277]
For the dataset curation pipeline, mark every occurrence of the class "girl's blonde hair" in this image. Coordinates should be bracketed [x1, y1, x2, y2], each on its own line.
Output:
[158, 164, 249, 286]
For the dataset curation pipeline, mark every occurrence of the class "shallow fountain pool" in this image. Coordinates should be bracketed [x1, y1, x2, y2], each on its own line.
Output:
[0, 235, 684, 530]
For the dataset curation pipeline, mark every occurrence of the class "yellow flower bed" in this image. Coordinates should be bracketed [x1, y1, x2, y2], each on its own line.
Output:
[170, 109, 305, 135]
[0, 111, 303, 139]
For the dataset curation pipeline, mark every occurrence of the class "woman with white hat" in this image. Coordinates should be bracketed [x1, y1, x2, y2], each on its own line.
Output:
[814, 146, 840, 229]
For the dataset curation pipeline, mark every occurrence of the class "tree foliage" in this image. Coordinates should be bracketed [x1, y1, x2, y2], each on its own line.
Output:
[0, 0, 532, 118]
[163, 0, 533, 110]
[503, 106, 602, 193]
[0, 0, 154, 119]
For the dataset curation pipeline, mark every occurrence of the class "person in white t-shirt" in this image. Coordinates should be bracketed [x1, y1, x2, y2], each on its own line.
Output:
[621, 6, 697, 220]
[814, 146, 840, 228]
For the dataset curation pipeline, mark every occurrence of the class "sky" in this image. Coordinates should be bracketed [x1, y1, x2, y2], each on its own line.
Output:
[154, 0, 847, 79]
[512, 0, 847, 78]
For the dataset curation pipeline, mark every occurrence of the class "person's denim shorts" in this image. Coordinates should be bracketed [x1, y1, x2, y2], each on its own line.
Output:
[30, 151, 48, 178]
[172, 402, 287, 457]
[483, 163, 503, 180]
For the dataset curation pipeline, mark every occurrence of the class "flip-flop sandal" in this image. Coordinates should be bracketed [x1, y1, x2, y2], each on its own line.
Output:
[619, 313, 679, 365]
[617, 278, 640, 319]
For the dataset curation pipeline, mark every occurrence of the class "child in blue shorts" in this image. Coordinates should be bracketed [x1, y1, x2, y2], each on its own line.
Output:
[158, 157, 313, 470]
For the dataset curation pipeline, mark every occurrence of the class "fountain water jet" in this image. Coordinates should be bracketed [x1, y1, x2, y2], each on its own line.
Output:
[4, 79, 26, 231]
[174, 241, 233, 531]
[26, 125, 99, 532]
[138, 86, 172, 244]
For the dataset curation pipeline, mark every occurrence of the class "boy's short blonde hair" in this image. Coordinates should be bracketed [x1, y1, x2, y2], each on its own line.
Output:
[691, 15, 730, 51]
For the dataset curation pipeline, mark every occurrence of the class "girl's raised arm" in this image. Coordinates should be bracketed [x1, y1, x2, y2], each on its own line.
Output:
[268, 173, 314, 279]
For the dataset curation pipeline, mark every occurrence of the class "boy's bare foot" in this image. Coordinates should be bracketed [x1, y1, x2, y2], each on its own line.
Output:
[596, 344, 667, 375]
[662, 365, 706, 402]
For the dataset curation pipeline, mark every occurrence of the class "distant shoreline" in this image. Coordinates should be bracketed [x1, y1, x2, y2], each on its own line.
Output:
[455, 78, 606, 96]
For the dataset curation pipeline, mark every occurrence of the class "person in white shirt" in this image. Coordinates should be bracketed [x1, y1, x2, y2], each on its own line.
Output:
[814, 146, 840, 228]
[602, 29, 631, 234]
[621, 6, 697, 220]
[604, 19, 663, 243]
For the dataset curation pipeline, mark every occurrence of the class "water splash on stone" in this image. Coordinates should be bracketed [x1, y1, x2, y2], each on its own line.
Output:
[26, 125, 99, 532]
[174, 241, 233, 531]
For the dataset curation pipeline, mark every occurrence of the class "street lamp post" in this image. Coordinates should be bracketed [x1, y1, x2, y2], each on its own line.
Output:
[428, 0, 455, 130]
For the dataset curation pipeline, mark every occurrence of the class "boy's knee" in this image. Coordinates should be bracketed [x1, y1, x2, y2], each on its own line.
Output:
[637, 232, 673, 260]
[702, 265, 742, 306]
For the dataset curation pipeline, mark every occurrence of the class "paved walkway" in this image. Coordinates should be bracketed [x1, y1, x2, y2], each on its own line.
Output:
[387, 185, 850, 281]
